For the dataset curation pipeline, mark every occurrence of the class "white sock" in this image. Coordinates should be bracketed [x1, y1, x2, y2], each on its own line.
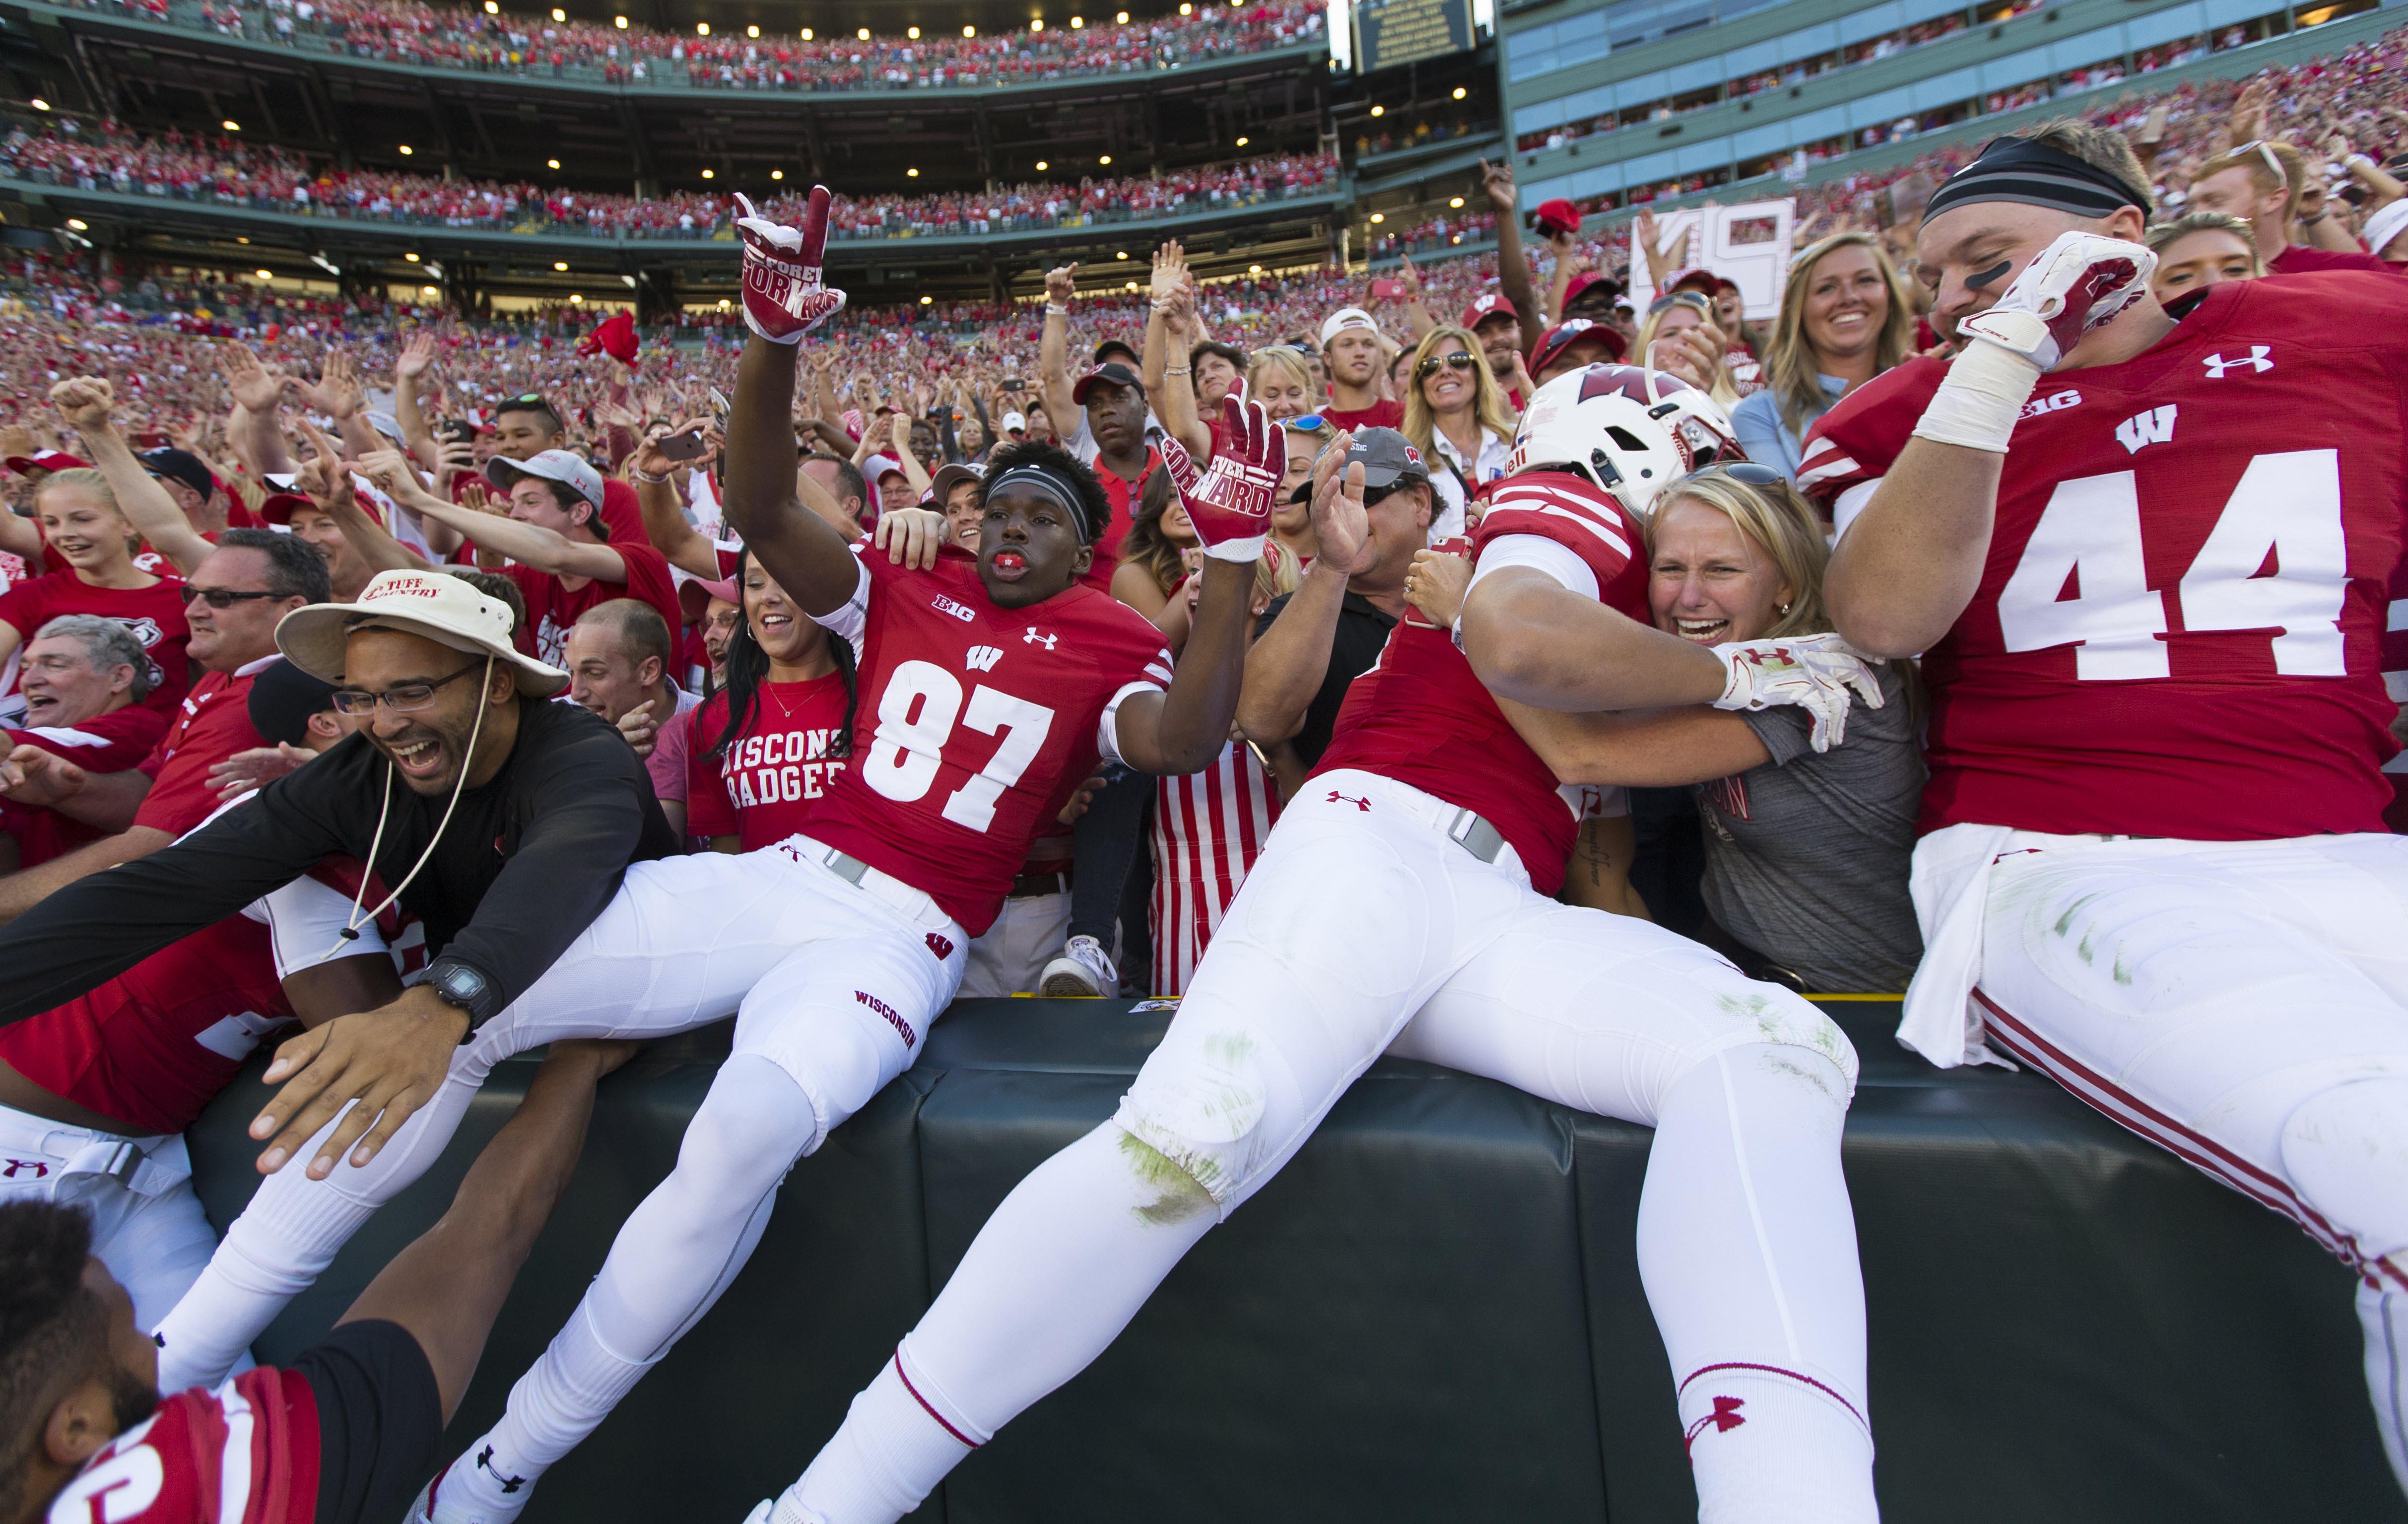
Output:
[786, 1121, 1218, 1523]
[2361, 1279, 2408, 1494]
[442, 1057, 813, 1518]
[1638, 1043, 1878, 1524]
[155, 1074, 480, 1391]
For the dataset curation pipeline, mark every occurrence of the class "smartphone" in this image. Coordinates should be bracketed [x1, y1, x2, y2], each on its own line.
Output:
[657, 426, 711, 462]
[1403, 536, 1474, 629]
[1002, 378, 1023, 391]
[437, 419, 477, 446]
[1370, 277, 1404, 301]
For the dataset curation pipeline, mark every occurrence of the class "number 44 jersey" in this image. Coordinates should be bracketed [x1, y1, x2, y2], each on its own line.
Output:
[1798, 272, 2408, 841]
[802, 544, 1174, 936]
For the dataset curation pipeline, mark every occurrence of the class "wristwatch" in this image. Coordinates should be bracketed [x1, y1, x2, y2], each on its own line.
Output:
[424, 960, 492, 1028]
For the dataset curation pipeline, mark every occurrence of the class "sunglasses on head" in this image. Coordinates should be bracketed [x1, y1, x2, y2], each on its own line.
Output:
[1689, 461, 1787, 489]
[1287, 413, 1328, 431]
[1647, 290, 1713, 318]
[1415, 350, 1478, 379]
[2234, 139, 2287, 190]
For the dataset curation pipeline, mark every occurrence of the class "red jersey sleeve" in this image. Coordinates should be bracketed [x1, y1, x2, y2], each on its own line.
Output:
[7, 706, 168, 772]
[1795, 355, 1947, 514]
[133, 677, 266, 837]
[1471, 472, 1644, 588]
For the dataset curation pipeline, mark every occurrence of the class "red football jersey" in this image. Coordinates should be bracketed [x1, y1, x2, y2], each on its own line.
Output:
[0, 571, 191, 714]
[1798, 274, 2408, 840]
[133, 663, 268, 838]
[502, 540, 681, 672]
[1311, 471, 1651, 894]
[685, 675, 852, 851]
[800, 545, 1172, 935]
[0, 706, 173, 869]
[46, 1368, 318, 1524]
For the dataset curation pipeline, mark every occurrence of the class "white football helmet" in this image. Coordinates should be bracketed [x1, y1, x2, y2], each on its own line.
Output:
[1503, 363, 1742, 515]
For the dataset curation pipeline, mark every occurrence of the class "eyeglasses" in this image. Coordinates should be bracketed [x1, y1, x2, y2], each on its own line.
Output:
[331, 659, 488, 716]
[1646, 290, 1713, 318]
[1415, 350, 1478, 379]
[179, 585, 285, 610]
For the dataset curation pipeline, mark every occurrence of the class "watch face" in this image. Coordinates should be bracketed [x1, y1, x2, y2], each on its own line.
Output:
[440, 966, 488, 1005]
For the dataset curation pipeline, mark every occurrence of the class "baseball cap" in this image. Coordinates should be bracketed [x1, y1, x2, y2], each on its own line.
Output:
[246, 657, 341, 747]
[1534, 197, 1583, 238]
[1001, 411, 1029, 436]
[677, 571, 741, 623]
[1289, 426, 1430, 503]
[1461, 293, 1517, 331]
[1666, 267, 1737, 298]
[256, 491, 317, 526]
[3, 449, 87, 476]
[1319, 306, 1380, 346]
[929, 462, 982, 505]
[1093, 338, 1141, 367]
[1530, 319, 1628, 374]
[277, 567, 569, 699]
[865, 453, 907, 485]
[485, 448, 605, 512]
[364, 409, 407, 444]
[138, 447, 215, 501]
[1070, 360, 1144, 406]
[2368, 200, 2408, 258]
[1562, 271, 1623, 310]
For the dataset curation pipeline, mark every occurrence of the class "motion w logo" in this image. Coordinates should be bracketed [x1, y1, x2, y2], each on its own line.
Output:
[965, 646, 1004, 672]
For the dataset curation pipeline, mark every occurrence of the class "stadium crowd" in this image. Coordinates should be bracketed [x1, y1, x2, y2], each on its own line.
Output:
[0, 24, 2406, 1524]
[75, 0, 1325, 90]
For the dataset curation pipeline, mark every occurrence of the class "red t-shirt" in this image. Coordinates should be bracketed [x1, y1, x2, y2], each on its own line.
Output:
[1083, 445, 1160, 593]
[0, 706, 170, 869]
[1321, 399, 1406, 431]
[133, 664, 269, 837]
[0, 571, 192, 714]
[2270, 244, 2399, 277]
[799, 545, 1173, 935]
[501, 539, 681, 671]
[1312, 471, 1648, 895]
[48, 1366, 318, 1524]
[684, 676, 852, 850]
[1798, 273, 2407, 840]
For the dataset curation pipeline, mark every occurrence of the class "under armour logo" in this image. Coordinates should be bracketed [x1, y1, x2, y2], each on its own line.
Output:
[1023, 627, 1058, 650]
[2202, 346, 2272, 378]
[965, 645, 1004, 672]
[476, 1446, 527, 1495]
[0, 1159, 49, 1179]
[1682, 1396, 1747, 1454]
[2114, 404, 2177, 455]
[926, 931, 956, 961]
[1326, 791, 1371, 812]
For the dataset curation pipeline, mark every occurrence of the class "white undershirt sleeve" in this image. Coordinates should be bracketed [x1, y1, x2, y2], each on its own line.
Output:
[1467, 533, 1602, 603]
[1831, 481, 1880, 544]
[808, 557, 872, 644]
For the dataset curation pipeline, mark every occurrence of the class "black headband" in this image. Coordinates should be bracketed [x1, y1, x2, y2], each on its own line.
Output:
[984, 466, 1091, 541]
[1922, 136, 2151, 225]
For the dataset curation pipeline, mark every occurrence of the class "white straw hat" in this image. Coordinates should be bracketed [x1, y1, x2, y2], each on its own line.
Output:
[276, 568, 569, 699]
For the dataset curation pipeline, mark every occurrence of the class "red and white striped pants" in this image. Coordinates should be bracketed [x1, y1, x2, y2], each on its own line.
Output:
[1147, 741, 1280, 996]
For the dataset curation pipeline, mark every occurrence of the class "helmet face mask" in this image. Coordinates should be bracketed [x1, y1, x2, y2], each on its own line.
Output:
[1503, 363, 1741, 515]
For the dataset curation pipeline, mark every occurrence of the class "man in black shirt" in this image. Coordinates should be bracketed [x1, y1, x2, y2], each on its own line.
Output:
[1236, 429, 1434, 768]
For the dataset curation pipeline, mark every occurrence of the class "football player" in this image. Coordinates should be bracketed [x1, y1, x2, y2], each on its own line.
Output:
[1802, 119, 2408, 1489]
[745, 364, 1890, 1524]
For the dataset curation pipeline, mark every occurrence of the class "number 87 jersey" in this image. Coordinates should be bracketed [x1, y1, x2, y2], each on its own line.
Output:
[1798, 272, 2408, 841]
[798, 544, 1176, 937]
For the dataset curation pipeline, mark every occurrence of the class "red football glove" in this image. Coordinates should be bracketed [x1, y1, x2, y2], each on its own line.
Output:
[735, 188, 847, 345]
[1159, 392, 1284, 563]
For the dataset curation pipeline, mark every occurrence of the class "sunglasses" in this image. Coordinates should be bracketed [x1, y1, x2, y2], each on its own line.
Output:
[2235, 139, 2287, 190]
[1286, 413, 1328, 431]
[179, 585, 285, 610]
[1689, 461, 1788, 488]
[1415, 350, 1478, 379]
[1646, 290, 1713, 318]
[332, 659, 489, 716]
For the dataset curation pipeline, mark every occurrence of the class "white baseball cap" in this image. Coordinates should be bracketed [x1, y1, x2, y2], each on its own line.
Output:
[865, 453, 906, 485]
[2367, 200, 2408, 259]
[1320, 306, 1380, 346]
[485, 448, 605, 513]
[277, 568, 570, 698]
[1001, 411, 1028, 435]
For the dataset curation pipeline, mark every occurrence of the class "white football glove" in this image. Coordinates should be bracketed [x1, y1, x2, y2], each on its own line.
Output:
[1710, 633, 1886, 753]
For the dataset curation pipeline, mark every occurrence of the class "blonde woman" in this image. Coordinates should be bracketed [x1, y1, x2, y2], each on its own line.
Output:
[1408, 463, 1923, 991]
[1246, 346, 1316, 421]
[1730, 232, 1916, 481]
[2143, 210, 2263, 306]
[1400, 324, 1519, 539]
[1633, 290, 1744, 413]
[1271, 415, 1334, 567]
[0, 469, 190, 716]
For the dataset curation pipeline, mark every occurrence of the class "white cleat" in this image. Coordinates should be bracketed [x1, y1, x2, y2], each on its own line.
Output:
[1039, 934, 1117, 998]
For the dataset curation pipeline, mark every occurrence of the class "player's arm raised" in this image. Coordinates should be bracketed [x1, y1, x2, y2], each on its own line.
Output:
[1112, 394, 1284, 777]
[1826, 230, 2157, 656]
[723, 187, 870, 619]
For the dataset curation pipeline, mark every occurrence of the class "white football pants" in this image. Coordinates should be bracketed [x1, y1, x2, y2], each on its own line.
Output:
[151, 837, 966, 1398]
[775, 771, 1879, 1524]
[1943, 827, 2408, 1493]
[0, 1108, 219, 1340]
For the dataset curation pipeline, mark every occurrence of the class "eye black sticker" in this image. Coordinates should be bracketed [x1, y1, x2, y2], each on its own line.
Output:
[1965, 258, 2015, 291]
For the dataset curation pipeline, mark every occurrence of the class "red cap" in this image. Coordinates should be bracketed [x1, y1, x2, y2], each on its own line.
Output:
[1534, 198, 1583, 238]
[1666, 267, 1737, 298]
[256, 491, 315, 526]
[678, 572, 741, 623]
[1563, 271, 1622, 309]
[1460, 293, 1517, 331]
[4, 449, 88, 476]
[1529, 319, 1628, 375]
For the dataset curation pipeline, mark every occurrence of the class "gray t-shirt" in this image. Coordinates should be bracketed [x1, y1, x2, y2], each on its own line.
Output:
[1693, 662, 1923, 992]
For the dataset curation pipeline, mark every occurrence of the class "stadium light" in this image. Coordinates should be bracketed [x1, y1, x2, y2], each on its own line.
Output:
[399, 144, 414, 154]
[748, 23, 759, 36]
[964, 24, 976, 36]
[1031, 17, 1044, 30]
[1116, 250, 1129, 259]
[771, 169, 785, 180]
[422, 284, 440, 296]
[908, 168, 920, 177]
[702, 167, 715, 178]
[857, 27, 870, 39]
[405, 252, 420, 261]
[256, 269, 273, 280]
[1099, 153, 1112, 165]
[1369, 105, 1383, 118]
[29, 99, 49, 112]
[552, 6, 564, 17]
[1249, 263, 1262, 273]
[908, 25, 920, 37]
[571, 293, 584, 302]
[1070, 15, 1083, 27]
[614, 13, 627, 25]
[1370, 212, 1385, 223]
[921, 295, 934, 305]
[801, 27, 812, 37]
[1118, 10, 1129, 19]
[1180, 1, 1191, 11]
[1125, 281, 1137, 290]
[547, 158, 561, 169]
[696, 22, 709, 35]
[1035, 160, 1048, 170]
[483, 0, 495, 10]
[554, 261, 570, 271]
[1235, 136, 1249, 146]
[222, 119, 240, 132]
[65, 218, 87, 230]
[1450, 196, 1464, 207]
